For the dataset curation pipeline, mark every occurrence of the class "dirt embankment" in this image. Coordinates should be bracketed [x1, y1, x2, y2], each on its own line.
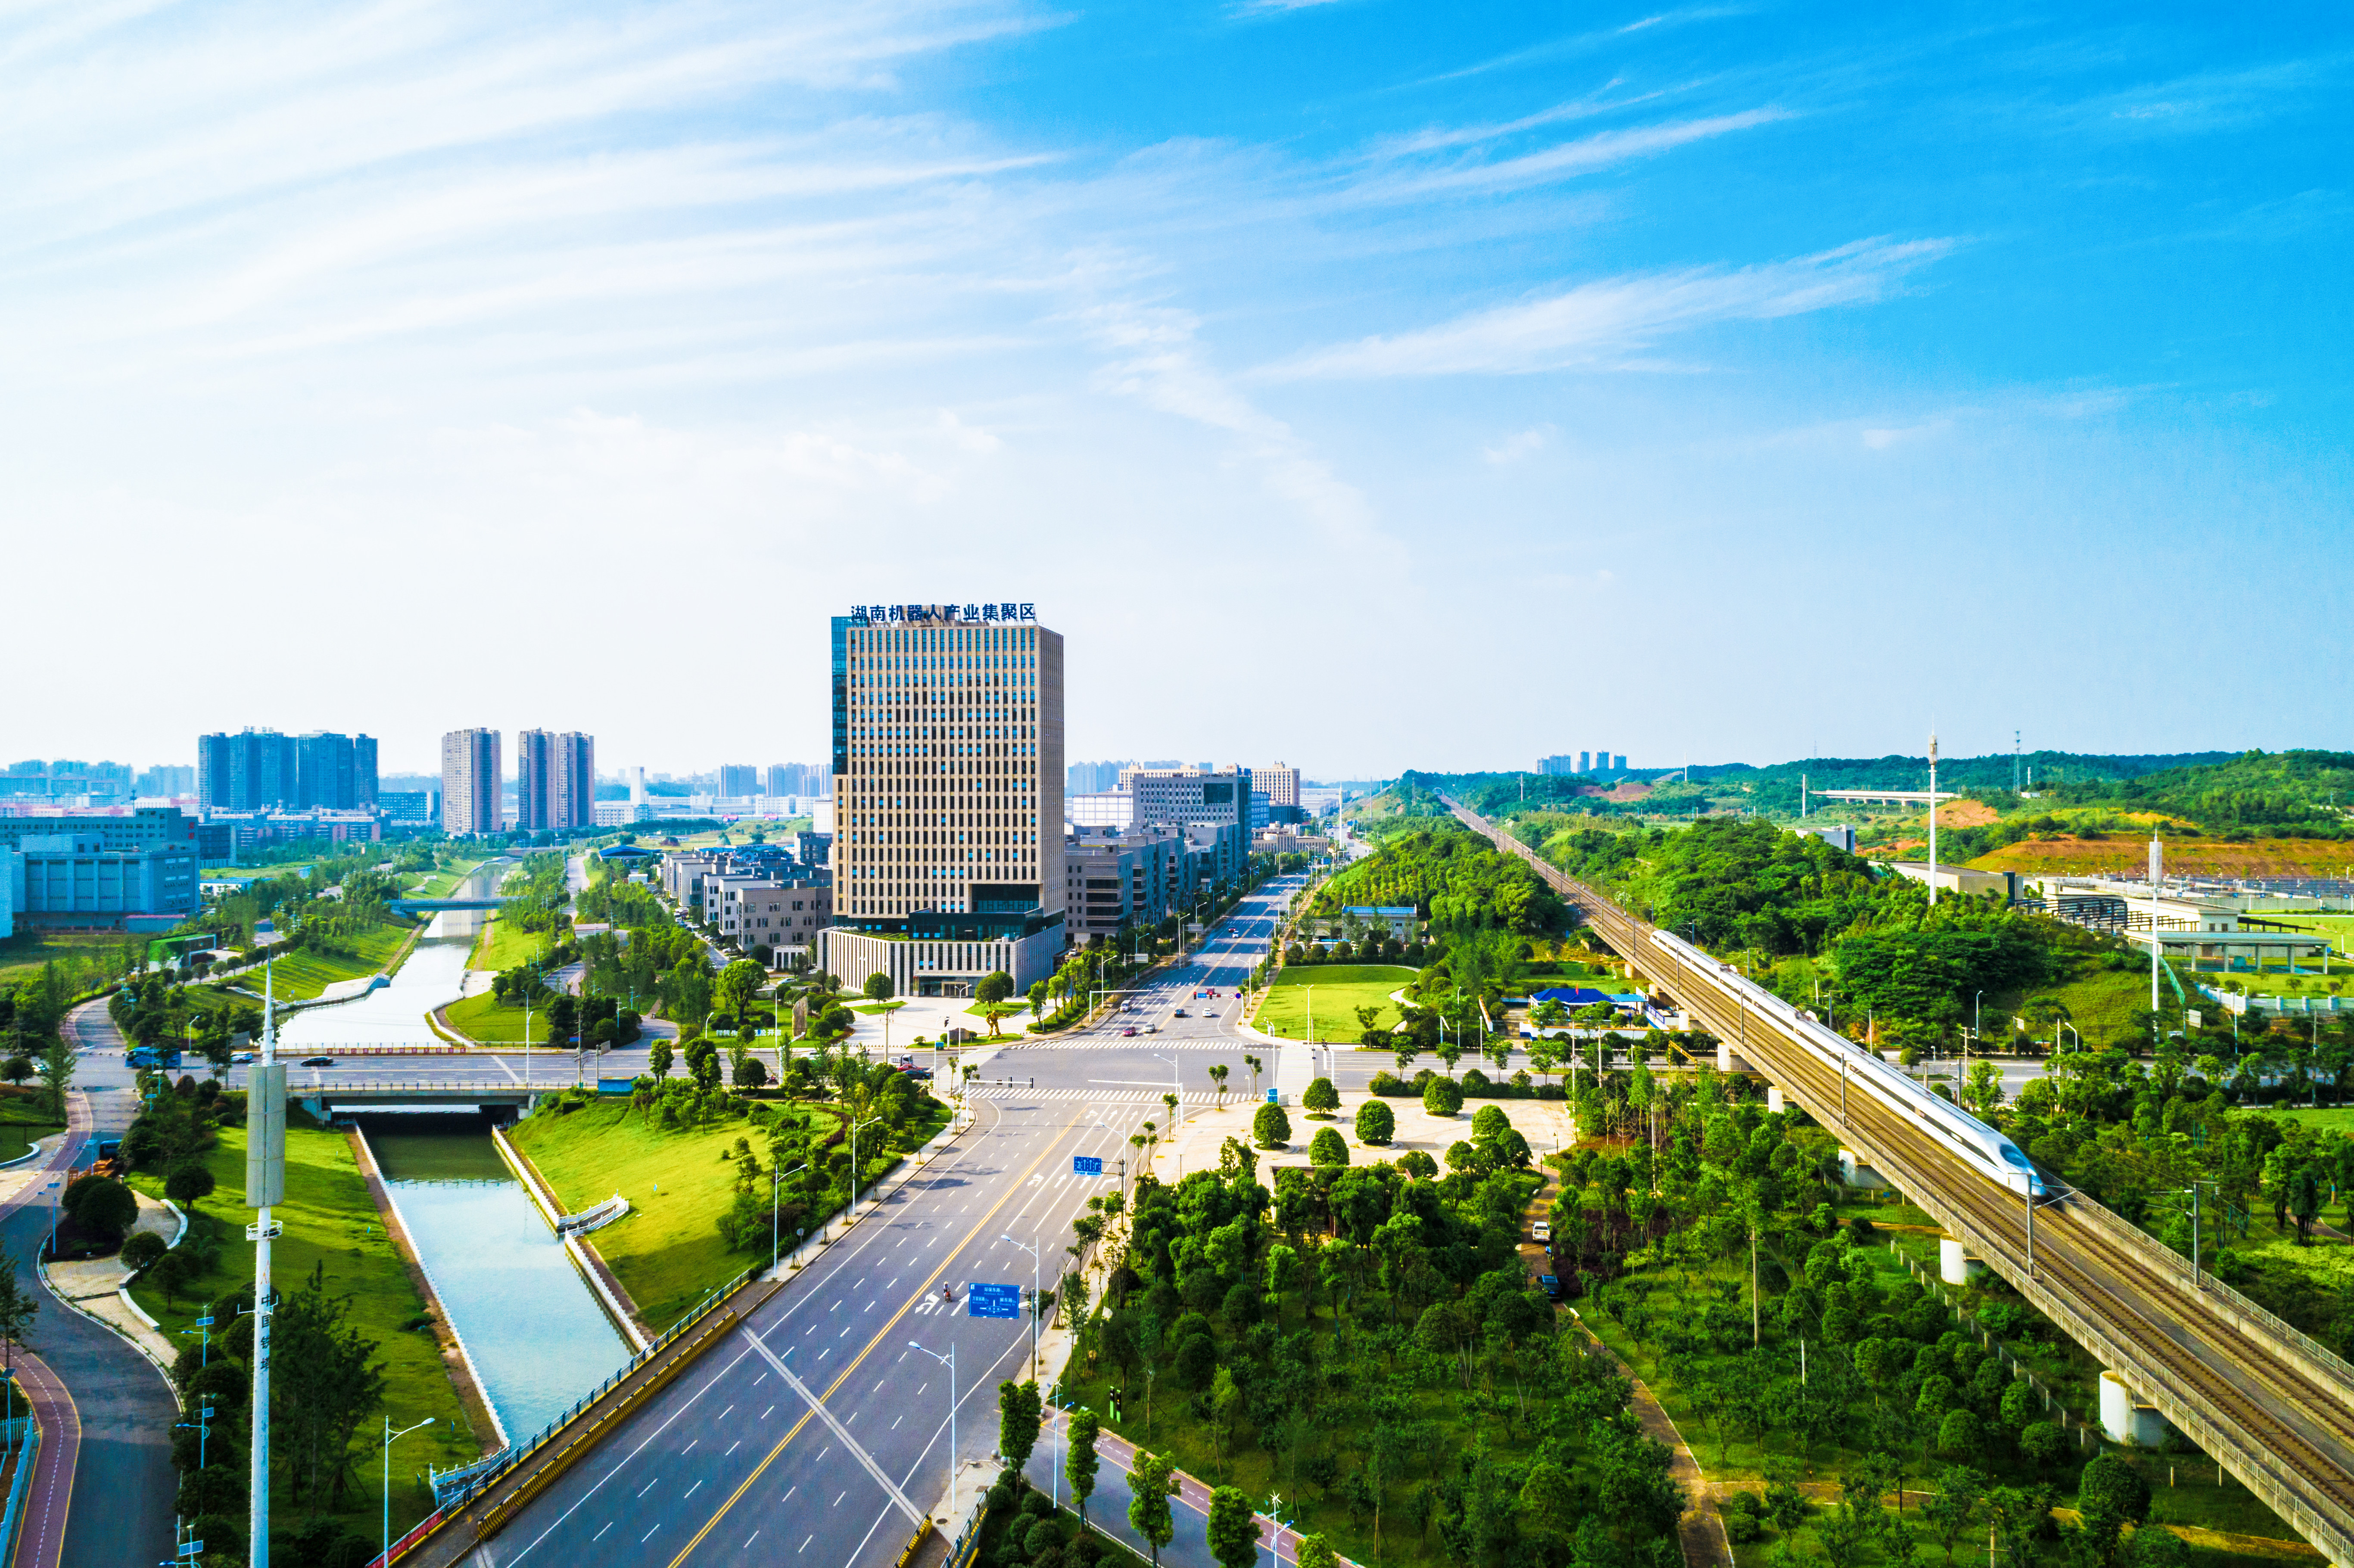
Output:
[1972, 837, 2354, 877]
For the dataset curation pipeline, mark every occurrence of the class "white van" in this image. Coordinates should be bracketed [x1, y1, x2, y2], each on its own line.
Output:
[1532, 1221, 1551, 1244]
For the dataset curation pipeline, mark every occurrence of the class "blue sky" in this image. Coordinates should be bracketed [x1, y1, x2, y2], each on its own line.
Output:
[4, 1, 2346, 778]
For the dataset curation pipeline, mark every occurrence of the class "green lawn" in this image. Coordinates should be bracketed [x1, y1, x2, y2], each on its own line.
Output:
[246, 922, 415, 1002]
[126, 1112, 485, 1543]
[405, 856, 490, 899]
[469, 915, 553, 974]
[0, 1091, 64, 1162]
[1257, 963, 1417, 1042]
[442, 990, 552, 1043]
[508, 1098, 834, 1332]
[2275, 1106, 2354, 1132]
[0, 929, 142, 987]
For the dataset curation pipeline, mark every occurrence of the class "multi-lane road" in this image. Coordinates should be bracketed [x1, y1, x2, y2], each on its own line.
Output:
[396, 874, 1308, 1568]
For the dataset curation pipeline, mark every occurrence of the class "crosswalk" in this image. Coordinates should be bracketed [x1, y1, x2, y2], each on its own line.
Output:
[964, 1086, 1226, 1105]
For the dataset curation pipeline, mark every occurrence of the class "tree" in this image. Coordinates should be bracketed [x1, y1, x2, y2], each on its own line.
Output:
[976, 971, 1014, 1008]
[1129, 1448, 1180, 1568]
[1066, 1409, 1101, 1524]
[1422, 1076, 1463, 1118]
[1921, 1466, 1986, 1568]
[1935, 1409, 1980, 1457]
[1355, 1098, 1395, 1145]
[2019, 1421, 2066, 1470]
[63, 1174, 138, 1241]
[1028, 980, 1049, 1024]
[1206, 1485, 1263, 1568]
[1252, 1101, 1291, 1149]
[274, 1260, 388, 1509]
[717, 958, 767, 1020]
[1302, 1076, 1339, 1117]
[733, 1056, 770, 1089]
[998, 1378, 1043, 1482]
[2077, 1453, 2151, 1542]
[865, 972, 896, 1004]
[36, 1033, 74, 1119]
[1208, 1064, 1230, 1108]
[165, 1164, 218, 1210]
[1309, 1128, 1349, 1167]
[1294, 1535, 1336, 1568]
[649, 1039, 674, 1082]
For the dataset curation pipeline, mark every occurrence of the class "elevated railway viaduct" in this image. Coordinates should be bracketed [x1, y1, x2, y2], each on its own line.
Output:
[1444, 796, 2354, 1565]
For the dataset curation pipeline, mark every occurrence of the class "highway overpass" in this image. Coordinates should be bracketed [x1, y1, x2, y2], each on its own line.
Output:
[1445, 796, 2354, 1567]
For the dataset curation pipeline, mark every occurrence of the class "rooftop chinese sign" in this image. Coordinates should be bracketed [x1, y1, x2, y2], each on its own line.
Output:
[851, 602, 1035, 625]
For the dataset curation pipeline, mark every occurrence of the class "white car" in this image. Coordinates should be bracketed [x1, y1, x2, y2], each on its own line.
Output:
[1531, 1221, 1551, 1244]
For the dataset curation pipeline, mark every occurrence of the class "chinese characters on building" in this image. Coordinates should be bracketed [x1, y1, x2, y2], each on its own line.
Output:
[850, 602, 1036, 625]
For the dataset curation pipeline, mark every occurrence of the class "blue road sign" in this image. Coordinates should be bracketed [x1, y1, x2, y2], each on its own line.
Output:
[1266, 1088, 1279, 1104]
[1073, 1155, 1104, 1176]
[968, 1283, 1021, 1320]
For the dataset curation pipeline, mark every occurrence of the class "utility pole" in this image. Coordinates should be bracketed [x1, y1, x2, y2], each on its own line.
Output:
[1927, 731, 1940, 906]
[2150, 837, 2165, 1046]
[247, 959, 289, 1568]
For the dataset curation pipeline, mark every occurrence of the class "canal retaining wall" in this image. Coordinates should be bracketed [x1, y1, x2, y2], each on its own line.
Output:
[352, 1124, 509, 1451]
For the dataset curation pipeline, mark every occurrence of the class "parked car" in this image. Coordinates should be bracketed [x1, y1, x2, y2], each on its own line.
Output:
[1532, 1220, 1551, 1243]
[1539, 1275, 1564, 1300]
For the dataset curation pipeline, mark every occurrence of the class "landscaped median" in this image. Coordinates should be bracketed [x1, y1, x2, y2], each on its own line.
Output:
[1252, 963, 1416, 1041]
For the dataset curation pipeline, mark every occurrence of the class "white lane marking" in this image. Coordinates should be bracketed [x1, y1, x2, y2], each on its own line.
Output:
[638, 1478, 659, 1498]
[785, 1486, 798, 1501]
[745, 1531, 762, 1550]
[726, 1439, 742, 1456]
[835, 1492, 848, 1507]
[643, 1525, 662, 1544]
[685, 1479, 704, 1499]
[762, 1405, 777, 1420]
[801, 1537, 814, 1553]
[718, 1405, 735, 1421]
[593, 1522, 614, 1541]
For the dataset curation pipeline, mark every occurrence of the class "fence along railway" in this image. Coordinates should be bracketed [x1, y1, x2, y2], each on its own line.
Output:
[1442, 795, 2354, 1567]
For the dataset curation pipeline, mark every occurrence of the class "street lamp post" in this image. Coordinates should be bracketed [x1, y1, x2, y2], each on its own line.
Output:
[772, 1162, 809, 1276]
[1003, 1232, 1042, 1381]
[908, 1341, 957, 1523]
[847, 1116, 884, 1229]
[382, 1416, 435, 1567]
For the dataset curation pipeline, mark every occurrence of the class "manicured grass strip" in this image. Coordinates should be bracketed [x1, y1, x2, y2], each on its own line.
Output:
[442, 990, 551, 1043]
[244, 922, 414, 1001]
[470, 915, 552, 975]
[509, 1099, 825, 1332]
[0, 1092, 63, 1163]
[125, 1114, 482, 1540]
[1258, 963, 1417, 1042]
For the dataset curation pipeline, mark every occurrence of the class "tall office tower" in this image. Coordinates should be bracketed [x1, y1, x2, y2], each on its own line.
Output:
[552, 731, 595, 829]
[628, 765, 648, 805]
[719, 764, 760, 798]
[822, 609, 1064, 992]
[355, 735, 378, 808]
[1579, 751, 1591, 773]
[441, 728, 502, 836]
[1258, 763, 1301, 809]
[515, 730, 554, 831]
[766, 764, 791, 798]
[1613, 754, 1627, 773]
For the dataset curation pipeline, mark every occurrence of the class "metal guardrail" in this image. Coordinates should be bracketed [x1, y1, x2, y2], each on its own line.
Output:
[0, 1422, 40, 1567]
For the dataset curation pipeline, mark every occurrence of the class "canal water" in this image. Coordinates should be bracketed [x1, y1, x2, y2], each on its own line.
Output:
[276, 859, 508, 1049]
[368, 1117, 631, 1446]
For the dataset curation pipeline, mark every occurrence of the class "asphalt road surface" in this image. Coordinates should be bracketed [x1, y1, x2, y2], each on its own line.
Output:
[462, 877, 1305, 1568]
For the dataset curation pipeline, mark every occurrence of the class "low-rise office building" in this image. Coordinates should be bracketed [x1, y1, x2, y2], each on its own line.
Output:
[6, 829, 200, 930]
[707, 872, 834, 962]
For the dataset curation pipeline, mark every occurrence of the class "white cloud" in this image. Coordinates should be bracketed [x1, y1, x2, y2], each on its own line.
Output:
[1257, 236, 1956, 380]
[1482, 425, 1555, 463]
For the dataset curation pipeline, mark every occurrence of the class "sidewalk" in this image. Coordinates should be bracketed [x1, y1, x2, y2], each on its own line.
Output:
[38, 1194, 183, 1373]
[1566, 1314, 1728, 1568]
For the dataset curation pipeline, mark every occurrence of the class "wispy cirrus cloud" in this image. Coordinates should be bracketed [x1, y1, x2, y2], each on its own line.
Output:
[1255, 236, 1956, 380]
[1344, 107, 1791, 203]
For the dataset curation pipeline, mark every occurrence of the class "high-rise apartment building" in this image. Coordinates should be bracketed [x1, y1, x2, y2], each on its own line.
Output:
[201, 729, 376, 811]
[719, 764, 761, 799]
[819, 607, 1064, 994]
[1257, 763, 1301, 809]
[441, 729, 502, 836]
[135, 764, 196, 798]
[517, 730, 595, 831]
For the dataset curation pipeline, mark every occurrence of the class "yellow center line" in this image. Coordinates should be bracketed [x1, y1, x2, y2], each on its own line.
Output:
[664, 1103, 1088, 1568]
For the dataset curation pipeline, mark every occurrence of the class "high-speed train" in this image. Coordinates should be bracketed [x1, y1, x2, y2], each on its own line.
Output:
[1647, 927, 2046, 1198]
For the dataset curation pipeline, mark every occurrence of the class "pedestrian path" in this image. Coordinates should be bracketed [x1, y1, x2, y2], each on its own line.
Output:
[10, 1347, 77, 1568]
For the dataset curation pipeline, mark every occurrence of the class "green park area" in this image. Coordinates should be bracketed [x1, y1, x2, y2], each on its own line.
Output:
[250, 921, 417, 1002]
[440, 990, 552, 1043]
[117, 1092, 481, 1556]
[0, 1088, 63, 1162]
[1255, 964, 1415, 1042]
[510, 1068, 950, 1332]
[470, 914, 552, 975]
[0, 928, 144, 988]
[404, 855, 491, 899]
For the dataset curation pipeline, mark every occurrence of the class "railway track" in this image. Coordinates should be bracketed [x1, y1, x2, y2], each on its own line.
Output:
[1443, 797, 2354, 1565]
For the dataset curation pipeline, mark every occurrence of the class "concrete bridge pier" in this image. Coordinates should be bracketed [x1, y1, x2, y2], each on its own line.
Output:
[1767, 1085, 1785, 1114]
[2099, 1372, 2169, 1447]
[1838, 1148, 1891, 1192]
[1938, 1235, 1985, 1286]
